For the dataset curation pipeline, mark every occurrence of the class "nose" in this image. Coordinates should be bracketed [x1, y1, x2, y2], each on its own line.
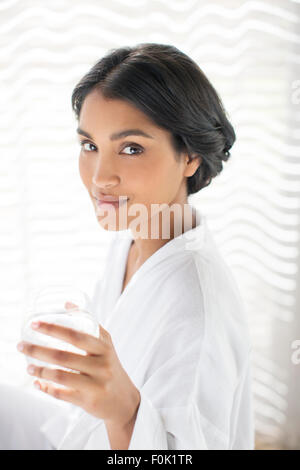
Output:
[92, 153, 120, 189]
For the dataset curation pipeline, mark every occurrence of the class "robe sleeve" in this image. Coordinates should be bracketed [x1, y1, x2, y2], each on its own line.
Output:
[127, 389, 169, 449]
[127, 356, 254, 450]
[129, 357, 253, 450]
[77, 325, 254, 450]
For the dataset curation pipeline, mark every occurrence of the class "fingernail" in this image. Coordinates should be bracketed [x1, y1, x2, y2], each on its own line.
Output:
[17, 342, 24, 352]
[27, 365, 35, 375]
[31, 321, 40, 329]
[34, 381, 41, 390]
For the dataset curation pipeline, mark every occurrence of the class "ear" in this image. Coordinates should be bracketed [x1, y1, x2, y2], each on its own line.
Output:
[184, 154, 202, 178]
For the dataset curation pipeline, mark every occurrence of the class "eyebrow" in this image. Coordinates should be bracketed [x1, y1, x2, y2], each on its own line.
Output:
[76, 127, 154, 141]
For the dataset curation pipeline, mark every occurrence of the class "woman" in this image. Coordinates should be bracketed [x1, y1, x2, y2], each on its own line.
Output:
[1, 43, 254, 450]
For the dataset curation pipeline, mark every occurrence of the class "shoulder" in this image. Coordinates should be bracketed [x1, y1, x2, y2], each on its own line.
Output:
[162, 246, 251, 376]
[162, 252, 205, 316]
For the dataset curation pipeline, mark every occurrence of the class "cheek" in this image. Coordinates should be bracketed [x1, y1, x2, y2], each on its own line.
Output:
[149, 160, 181, 198]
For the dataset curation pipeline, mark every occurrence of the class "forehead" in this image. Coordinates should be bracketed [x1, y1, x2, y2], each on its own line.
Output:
[78, 89, 167, 139]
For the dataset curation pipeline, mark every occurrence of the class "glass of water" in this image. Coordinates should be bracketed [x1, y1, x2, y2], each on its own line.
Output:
[20, 284, 99, 370]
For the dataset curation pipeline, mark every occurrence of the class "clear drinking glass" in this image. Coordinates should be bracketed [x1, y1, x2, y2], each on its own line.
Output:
[20, 284, 99, 370]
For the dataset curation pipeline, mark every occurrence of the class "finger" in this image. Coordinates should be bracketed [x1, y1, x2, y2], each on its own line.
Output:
[30, 321, 103, 355]
[27, 363, 91, 390]
[98, 324, 112, 347]
[34, 379, 82, 406]
[18, 342, 100, 375]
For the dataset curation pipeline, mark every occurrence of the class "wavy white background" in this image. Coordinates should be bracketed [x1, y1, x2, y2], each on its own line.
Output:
[0, 0, 299, 449]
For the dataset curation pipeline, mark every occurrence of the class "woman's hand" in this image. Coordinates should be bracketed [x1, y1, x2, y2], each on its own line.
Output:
[17, 302, 141, 429]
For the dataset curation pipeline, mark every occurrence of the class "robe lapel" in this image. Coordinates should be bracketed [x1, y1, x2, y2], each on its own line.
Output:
[98, 209, 207, 382]
[104, 207, 206, 331]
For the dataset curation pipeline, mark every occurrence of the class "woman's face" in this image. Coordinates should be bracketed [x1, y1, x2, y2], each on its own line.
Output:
[77, 88, 200, 233]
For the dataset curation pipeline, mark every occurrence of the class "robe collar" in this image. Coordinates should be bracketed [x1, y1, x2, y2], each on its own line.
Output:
[104, 206, 207, 327]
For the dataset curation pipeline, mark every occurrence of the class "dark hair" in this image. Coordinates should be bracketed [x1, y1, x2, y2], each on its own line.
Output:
[71, 43, 236, 196]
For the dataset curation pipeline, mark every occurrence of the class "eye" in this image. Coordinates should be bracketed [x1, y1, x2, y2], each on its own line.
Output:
[79, 140, 97, 152]
[79, 140, 144, 156]
[121, 144, 144, 156]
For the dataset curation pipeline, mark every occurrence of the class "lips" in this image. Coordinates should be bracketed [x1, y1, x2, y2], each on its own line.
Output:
[95, 196, 119, 203]
[94, 196, 129, 209]
[93, 191, 129, 201]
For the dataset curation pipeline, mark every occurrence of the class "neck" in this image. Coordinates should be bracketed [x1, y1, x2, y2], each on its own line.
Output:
[129, 201, 197, 266]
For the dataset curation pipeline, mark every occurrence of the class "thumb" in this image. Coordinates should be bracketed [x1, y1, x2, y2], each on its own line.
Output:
[65, 301, 78, 310]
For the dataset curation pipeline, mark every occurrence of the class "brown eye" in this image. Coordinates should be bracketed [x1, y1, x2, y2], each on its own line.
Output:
[80, 141, 97, 152]
[121, 144, 143, 156]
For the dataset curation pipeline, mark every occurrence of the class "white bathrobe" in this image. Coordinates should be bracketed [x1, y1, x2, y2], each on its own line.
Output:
[1, 207, 255, 450]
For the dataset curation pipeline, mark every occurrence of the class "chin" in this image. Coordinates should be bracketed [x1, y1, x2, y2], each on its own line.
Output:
[96, 215, 129, 232]
[93, 197, 131, 231]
